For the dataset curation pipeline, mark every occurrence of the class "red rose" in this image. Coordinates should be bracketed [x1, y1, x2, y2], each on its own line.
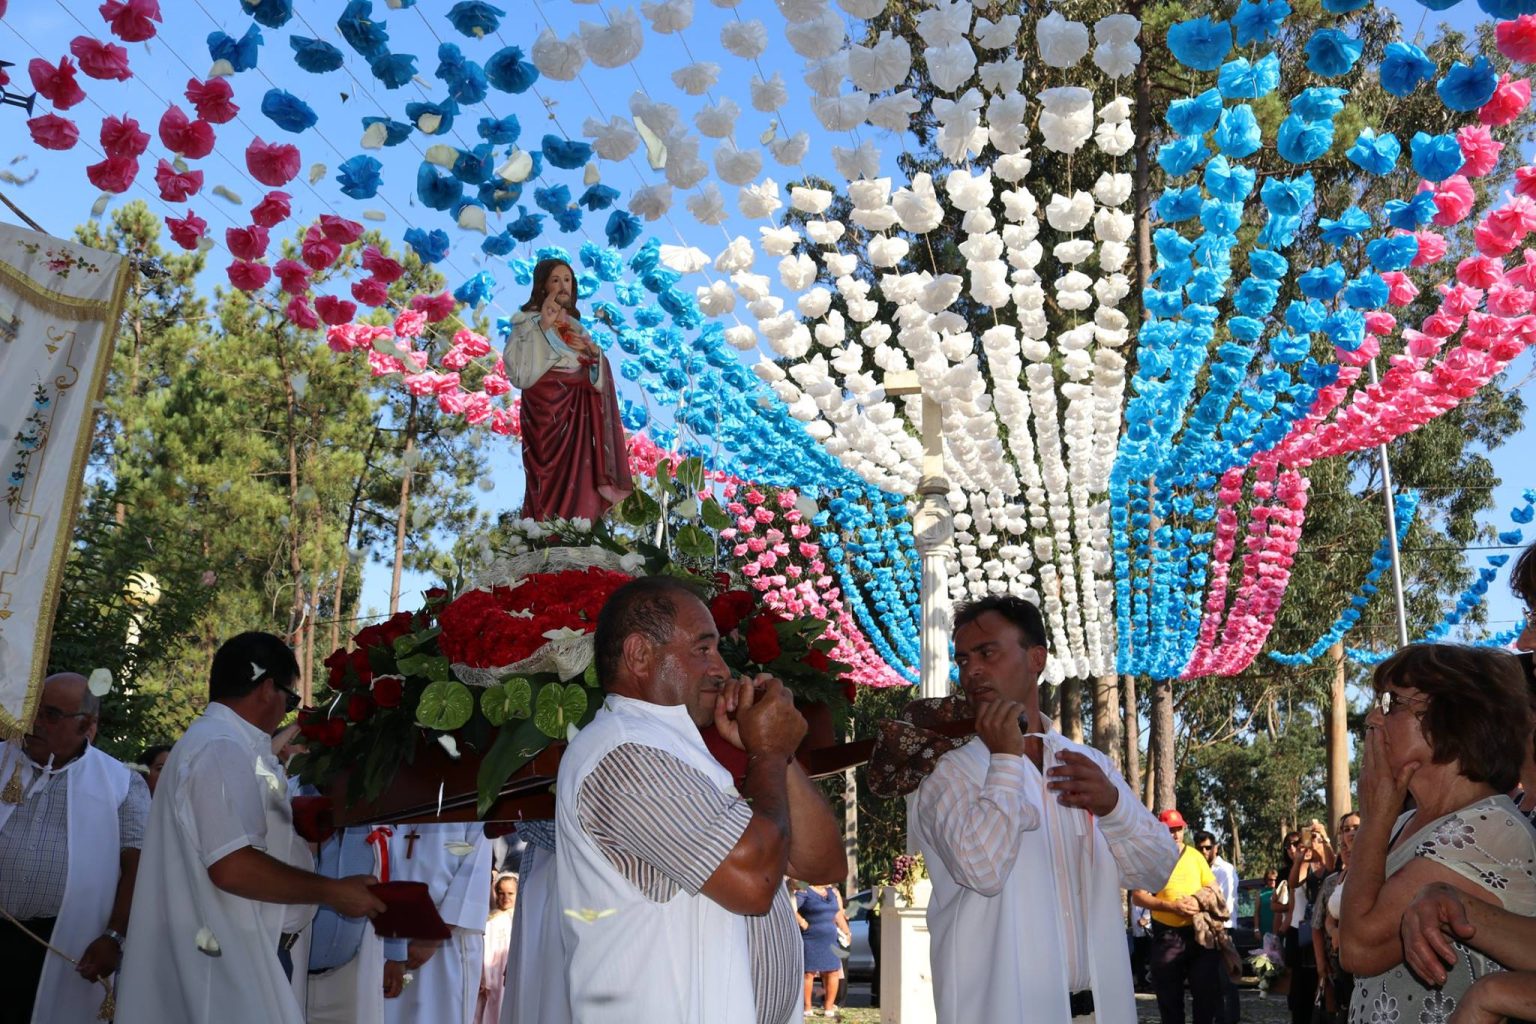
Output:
[803, 649, 831, 673]
[379, 611, 415, 643]
[744, 614, 782, 663]
[712, 572, 733, 592]
[296, 709, 329, 742]
[842, 678, 858, 704]
[320, 718, 347, 747]
[322, 647, 349, 688]
[346, 692, 374, 724]
[372, 675, 404, 708]
[710, 590, 756, 635]
[348, 648, 373, 688]
[289, 796, 336, 844]
[424, 587, 448, 606]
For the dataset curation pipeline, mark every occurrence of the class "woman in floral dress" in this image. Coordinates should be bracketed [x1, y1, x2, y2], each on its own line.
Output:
[1339, 644, 1536, 1024]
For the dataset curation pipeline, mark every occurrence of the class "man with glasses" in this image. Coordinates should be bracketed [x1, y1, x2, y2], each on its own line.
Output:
[117, 632, 386, 1024]
[0, 672, 148, 1024]
[1131, 810, 1223, 1024]
[1194, 831, 1240, 1024]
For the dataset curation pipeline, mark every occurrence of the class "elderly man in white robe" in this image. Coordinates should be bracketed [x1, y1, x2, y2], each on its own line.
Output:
[0, 673, 148, 1024]
[115, 632, 385, 1024]
[908, 596, 1178, 1024]
[382, 822, 492, 1024]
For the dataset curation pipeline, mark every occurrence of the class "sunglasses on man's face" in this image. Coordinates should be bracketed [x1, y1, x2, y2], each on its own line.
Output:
[1197, 844, 1215, 852]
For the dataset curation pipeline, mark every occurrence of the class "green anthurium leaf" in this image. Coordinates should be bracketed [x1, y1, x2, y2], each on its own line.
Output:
[503, 676, 533, 718]
[476, 717, 550, 818]
[416, 680, 474, 731]
[619, 490, 660, 527]
[700, 497, 731, 531]
[561, 684, 588, 727]
[676, 456, 704, 491]
[480, 680, 519, 727]
[582, 661, 600, 689]
[674, 524, 715, 559]
[396, 653, 452, 681]
[534, 683, 589, 739]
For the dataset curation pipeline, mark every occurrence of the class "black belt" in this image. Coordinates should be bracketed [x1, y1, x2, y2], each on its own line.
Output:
[1070, 990, 1095, 1017]
[279, 931, 303, 952]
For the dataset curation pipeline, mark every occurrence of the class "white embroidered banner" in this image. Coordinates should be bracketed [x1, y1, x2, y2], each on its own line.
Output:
[0, 223, 129, 735]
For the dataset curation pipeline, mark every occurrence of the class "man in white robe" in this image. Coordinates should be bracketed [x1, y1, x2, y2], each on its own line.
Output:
[0, 673, 148, 1024]
[382, 822, 492, 1024]
[115, 632, 385, 1024]
[307, 825, 409, 1024]
[499, 820, 571, 1024]
[908, 596, 1178, 1024]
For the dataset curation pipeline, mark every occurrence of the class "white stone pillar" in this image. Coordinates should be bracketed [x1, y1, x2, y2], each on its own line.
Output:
[912, 475, 953, 700]
[879, 883, 936, 1024]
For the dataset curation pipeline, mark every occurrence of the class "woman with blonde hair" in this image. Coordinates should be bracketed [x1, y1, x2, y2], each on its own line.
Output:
[475, 872, 517, 1024]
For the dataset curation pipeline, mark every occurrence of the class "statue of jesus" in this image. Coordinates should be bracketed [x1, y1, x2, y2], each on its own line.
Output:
[503, 258, 634, 522]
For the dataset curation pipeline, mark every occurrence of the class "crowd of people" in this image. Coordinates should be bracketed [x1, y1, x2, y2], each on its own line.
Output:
[1, 545, 1534, 1024]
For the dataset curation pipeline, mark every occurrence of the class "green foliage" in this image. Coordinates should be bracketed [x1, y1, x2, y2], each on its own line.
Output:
[416, 680, 474, 731]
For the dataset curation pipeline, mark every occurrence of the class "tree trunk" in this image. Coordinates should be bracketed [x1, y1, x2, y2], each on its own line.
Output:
[843, 766, 859, 896]
[1123, 673, 1143, 804]
[1060, 676, 1083, 743]
[1228, 801, 1242, 874]
[1150, 677, 1176, 812]
[1092, 672, 1123, 772]
[1132, 4, 1154, 308]
[1326, 642, 1352, 830]
[390, 402, 418, 615]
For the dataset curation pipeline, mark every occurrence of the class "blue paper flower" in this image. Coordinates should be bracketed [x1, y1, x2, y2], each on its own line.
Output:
[486, 46, 540, 94]
[1286, 299, 1327, 334]
[1305, 29, 1363, 78]
[1318, 206, 1372, 244]
[403, 227, 450, 263]
[579, 184, 621, 211]
[478, 115, 521, 144]
[1277, 115, 1334, 163]
[290, 37, 344, 73]
[361, 116, 413, 146]
[1167, 89, 1224, 136]
[1346, 129, 1400, 175]
[436, 43, 489, 105]
[336, 155, 383, 199]
[241, 0, 293, 28]
[1227, 316, 1265, 342]
[1410, 131, 1464, 181]
[447, 1, 506, 37]
[606, 210, 643, 249]
[1269, 333, 1311, 363]
[1291, 87, 1348, 123]
[1200, 200, 1243, 235]
[551, 206, 584, 232]
[1217, 54, 1281, 99]
[1204, 156, 1256, 202]
[1261, 172, 1315, 217]
[1380, 42, 1436, 97]
[406, 99, 459, 135]
[368, 51, 417, 89]
[454, 270, 496, 308]
[1249, 250, 1288, 280]
[1321, 310, 1366, 351]
[260, 89, 317, 133]
[1365, 234, 1419, 271]
[451, 146, 494, 186]
[1343, 274, 1389, 309]
[1158, 136, 1212, 177]
[1167, 17, 1234, 71]
[542, 135, 594, 170]
[508, 207, 546, 242]
[1322, 0, 1370, 9]
[581, 242, 625, 281]
[1232, 279, 1280, 317]
[1234, 0, 1291, 46]
[535, 184, 572, 216]
[482, 231, 515, 257]
[1299, 263, 1346, 301]
[208, 24, 263, 72]
[1437, 57, 1498, 112]
[417, 164, 465, 211]
[337, 0, 389, 59]
[478, 181, 521, 212]
[1156, 186, 1203, 222]
[1479, 0, 1536, 16]
[1384, 192, 1439, 230]
[1214, 104, 1261, 158]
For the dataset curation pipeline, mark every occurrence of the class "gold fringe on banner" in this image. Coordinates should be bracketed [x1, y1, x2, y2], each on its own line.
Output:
[0, 259, 119, 322]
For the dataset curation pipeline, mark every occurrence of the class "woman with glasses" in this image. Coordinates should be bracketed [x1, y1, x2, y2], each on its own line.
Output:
[1339, 644, 1536, 1024]
[1310, 812, 1359, 1024]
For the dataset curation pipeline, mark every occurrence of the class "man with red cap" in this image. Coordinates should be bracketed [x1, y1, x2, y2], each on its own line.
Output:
[1132, 810, 1221, 1024]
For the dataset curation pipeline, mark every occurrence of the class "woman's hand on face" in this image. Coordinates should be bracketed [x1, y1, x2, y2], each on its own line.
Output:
[1359, 721, 1419, 819]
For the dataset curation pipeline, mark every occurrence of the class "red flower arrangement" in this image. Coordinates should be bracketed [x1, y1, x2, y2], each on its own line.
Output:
[436, 567, 632, 668]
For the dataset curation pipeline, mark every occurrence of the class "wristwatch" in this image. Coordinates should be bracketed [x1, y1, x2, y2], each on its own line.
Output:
[102, 928, 126, 948]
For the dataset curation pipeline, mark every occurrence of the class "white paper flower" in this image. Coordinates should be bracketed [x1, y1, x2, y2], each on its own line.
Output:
[725, 325, 758, 350]
[925, 41, 977, 93]
[976, 13, 1021, 49]
[721, 18, 767, 58]
[916, 0, 974, 48]
[696, 280, 736, 315]
[1094, 171, 1133, 206]
[694, 98, 739, 138]
[825, 253, 858, 277]
[748, 296, 783, 319]
[1053, 239, 1095, 264]
[805, 220, 845, 245]
[712, 142, 761, 185]
[660, 244, 710, 273]
[770, 132, 810, 165]
[751, 72, 788, 112]
[945, 168, 994, 211]
[1094, 41, 1139, 78]
[759, 225, 800, 256]
[671, 61, 720, 95]
[787, 8, 846, 58]
[1093, 208, 1134, 242]
[978, 57, 1024, 95]
[985, 93, 1030, 153]
[787, 186, 832, 216]
[1094, 120, 1135, 156]
[893, 173, 944, 233]
[457, 205, 487, 233]
[739, 178, 782, 218]
[1045, 191, 1094, 233]
[629, 183, 673, 220]
[798, 287, 833, 318]
[1037, 12, 1090, 68]
[642, 0, 693, 33]
[1100, 96, 1133, 123]
[1037, 86, 1093, 153]
[836, 0, 884, 16]
[583, 116, 639, 161]
[87, 667, 113, 696]
[630, 92, 681, 138]
[849, 32, 913, 92]
[777, 252, 817, 290]
[832, 140, 881, 181]
[813, 92, 870, 131]
[993, 150, 1033, 182]
[779, 0, 828, 20]
[715, 234, 755, 271]
[663, 136, 708, 189]
[580, 9, 643, 67]
[1095, 13, 1140, 44]
[531, 29, 585, 81]
[918, 274, 964, 313]
[866, 91, 922, 130]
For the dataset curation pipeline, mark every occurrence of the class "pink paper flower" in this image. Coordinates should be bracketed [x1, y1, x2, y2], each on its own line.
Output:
[85, 154, 138, 193]
[1497, 15, 1536, 63]
[452, 329, 492, 357]
[153, 159, 202, 202]
[69, 36, 132, 81]
[393, 309, 428, 338]
[326, 323, 377, 352]
[1454, 125, 1503, 178]
[1480, 74, 1531, 126]
[489, 408, 517, 435]
[1517, 165, 1536, 201]
[436, 390, 472, 414]
[164, 211, 206, 250]
[286, 295, 320, 330]
[409, 291, 455, 322]
[482, 372, 511, 396]
[318, 215, 364, 244]
[226, 260, 272, 292]
[1410, 231, 1447, 267]
[351, 277, 390, 307]
[30, 57, 87, 110]
[315, 295, 358, 326]
[367, 350, 405, 376]
[246, 138, 300, 187]
[274, 258, 310, 295]
[27, 114, 79, 151]
[300, 230, 342, 272]
[184, 77, 237, 124]
[1424, 175, 1474, 226]
[99, 113, 148, 159]
[225, 225, 270, 262]
[250, 191, 292, 228]
[362, 246, 403, 284]
[462, 393, 494, 425]
[159, 104, 214, 160]
[98, 0, 162, 42]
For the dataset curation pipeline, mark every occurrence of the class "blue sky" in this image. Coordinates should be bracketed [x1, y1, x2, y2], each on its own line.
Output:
[2, 0, 1529, 648]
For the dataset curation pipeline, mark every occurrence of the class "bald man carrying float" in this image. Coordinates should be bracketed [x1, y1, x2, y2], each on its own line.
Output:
[0, 672, 149, 1024]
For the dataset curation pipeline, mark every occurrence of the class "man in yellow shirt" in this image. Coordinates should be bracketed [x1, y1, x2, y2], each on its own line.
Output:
[1131, 810, 1222, 1024]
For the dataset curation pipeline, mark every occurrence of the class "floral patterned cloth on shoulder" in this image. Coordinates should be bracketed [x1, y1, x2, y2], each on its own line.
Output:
[1348, 795, 1536, 1024]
